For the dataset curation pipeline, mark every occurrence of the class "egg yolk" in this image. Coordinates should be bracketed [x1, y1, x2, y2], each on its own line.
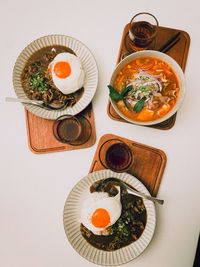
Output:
[91, 208, 110, 228]
[53, 61, 71, 78]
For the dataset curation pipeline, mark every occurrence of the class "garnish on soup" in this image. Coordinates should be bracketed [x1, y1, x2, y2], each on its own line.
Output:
[108, 57, 180, 122]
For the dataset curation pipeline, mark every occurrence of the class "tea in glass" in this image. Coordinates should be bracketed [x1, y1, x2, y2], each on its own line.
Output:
[52, 114, 92, 145]
[129, 12, 159, 51]
[105, 143, 133, 172]
[57, 117, 81, 142]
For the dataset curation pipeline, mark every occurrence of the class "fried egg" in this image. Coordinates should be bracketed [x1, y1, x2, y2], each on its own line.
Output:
[50, 52, 85, 94]
[81, 187, 122, 235]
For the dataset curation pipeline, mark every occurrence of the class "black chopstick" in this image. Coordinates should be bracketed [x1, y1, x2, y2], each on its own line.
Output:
[158, 32, 181, 52]
[161, 37, 181, 53]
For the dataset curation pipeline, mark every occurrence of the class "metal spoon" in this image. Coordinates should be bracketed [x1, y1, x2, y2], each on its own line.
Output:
[5, 97, 68, 111]
[95, 177, 164, 205]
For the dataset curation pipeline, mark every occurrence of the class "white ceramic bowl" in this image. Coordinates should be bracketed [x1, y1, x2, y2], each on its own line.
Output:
[109, 50, 186, 126]
[12, 35, 98, 120]
[63, 169, 156, 266]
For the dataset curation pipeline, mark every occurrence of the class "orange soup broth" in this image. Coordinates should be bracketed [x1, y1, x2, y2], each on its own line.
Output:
[113, 57, 180, 122]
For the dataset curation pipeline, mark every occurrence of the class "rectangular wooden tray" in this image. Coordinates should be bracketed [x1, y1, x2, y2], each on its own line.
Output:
[25, 103, 96, 154]
[107, 24, 190, 130]
[89, 134, 167, 196]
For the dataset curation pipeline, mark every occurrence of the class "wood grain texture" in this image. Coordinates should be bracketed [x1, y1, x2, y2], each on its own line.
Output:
[89, 134, 166, 196]
[25, 103, 96, 154]
[107, 24, 190, 130]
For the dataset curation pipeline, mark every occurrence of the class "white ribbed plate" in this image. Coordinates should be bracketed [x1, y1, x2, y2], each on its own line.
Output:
[13, 35, 98, 120]
[63, 170, 156, 266]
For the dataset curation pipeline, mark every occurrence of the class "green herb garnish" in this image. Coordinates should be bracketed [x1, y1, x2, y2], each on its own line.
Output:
[133, 97, 146, 113]
[139, 76, 149, 81]
[121, 84, 133, 96]
[138, 86, 148, 92]
[123, 99, 129, 109]
[30, 72, 49, 93]
[108, 85, 123, 101]
[108, 218, 130, 238]
[108, 84, 132, 110]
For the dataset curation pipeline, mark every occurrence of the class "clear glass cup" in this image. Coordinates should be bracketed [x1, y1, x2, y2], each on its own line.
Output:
[52, 115, 92, 146]
[99, 139, 134, 172]
[128, 12, 159, 51]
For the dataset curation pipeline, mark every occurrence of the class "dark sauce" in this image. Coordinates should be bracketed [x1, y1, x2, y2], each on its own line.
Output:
[21, 45, 84, 107]
[105, 143, 133, 172]
[80, 180, 147, 251]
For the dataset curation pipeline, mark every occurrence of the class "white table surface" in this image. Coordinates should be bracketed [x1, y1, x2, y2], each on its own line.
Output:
[1, 0, 200, 266]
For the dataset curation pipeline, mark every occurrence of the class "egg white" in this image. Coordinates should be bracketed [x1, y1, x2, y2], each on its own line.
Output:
[51, 52, 85, 94]
[81, 189, 122, 235]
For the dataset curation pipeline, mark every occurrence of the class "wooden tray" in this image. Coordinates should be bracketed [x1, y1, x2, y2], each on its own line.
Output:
[25, 103, 96, 154]
[107, 24, 190, 130]
[89, 134, 166, 196]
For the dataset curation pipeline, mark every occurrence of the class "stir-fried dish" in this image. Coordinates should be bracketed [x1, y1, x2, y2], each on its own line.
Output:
[108, 57, 180, 122]
[21, 45, 84, 107]
[80, 180, 147, 251]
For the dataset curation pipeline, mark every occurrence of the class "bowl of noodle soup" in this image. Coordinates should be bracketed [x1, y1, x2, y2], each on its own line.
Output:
[108, 50, 185, 126]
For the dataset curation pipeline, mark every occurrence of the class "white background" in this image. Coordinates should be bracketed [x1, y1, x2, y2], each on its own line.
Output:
[1, 0, 200, 266]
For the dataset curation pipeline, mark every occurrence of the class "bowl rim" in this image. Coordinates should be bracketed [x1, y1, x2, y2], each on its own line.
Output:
[109, 50, 186, 126]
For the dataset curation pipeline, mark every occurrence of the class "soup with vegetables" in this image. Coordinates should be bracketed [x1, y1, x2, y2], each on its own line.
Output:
[108, 57, 180, 122]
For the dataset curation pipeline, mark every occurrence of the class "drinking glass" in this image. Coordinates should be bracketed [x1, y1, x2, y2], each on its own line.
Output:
[99, 139, 134, 172]
[52, 115, 92, 145]
[128, 12, 159, 51]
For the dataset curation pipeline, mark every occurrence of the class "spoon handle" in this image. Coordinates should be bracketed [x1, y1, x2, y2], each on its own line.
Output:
[5, 97, 43, 104]
[96, 177, 164, 205]
[120, 178, 164, 205]
[127, 188, 164, 205]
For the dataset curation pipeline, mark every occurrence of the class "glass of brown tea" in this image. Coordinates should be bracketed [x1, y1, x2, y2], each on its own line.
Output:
[105, 142, 133, 172]
[52, 115, 92, 145]
[128, 12, 159, 51]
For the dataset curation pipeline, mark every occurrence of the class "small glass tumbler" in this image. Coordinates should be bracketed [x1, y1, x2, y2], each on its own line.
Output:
[52, 115, 92, 145]
[128, 12, 159, 51]
[99, 139, 134, 172]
